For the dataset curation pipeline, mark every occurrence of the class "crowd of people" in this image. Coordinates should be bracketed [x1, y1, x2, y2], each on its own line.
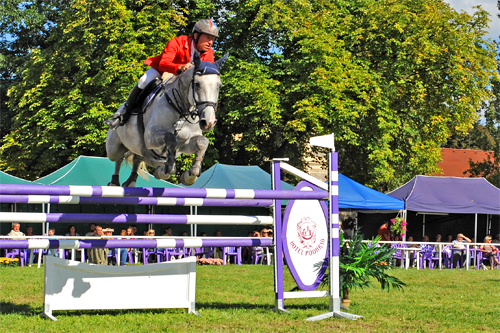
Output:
[378, 222, 500, 270]
[2, 223, 275, 267]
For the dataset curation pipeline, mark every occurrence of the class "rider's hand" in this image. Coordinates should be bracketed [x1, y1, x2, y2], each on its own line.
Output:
[178, 63, 193, 73]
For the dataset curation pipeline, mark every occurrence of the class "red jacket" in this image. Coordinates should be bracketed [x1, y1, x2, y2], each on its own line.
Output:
[144, 35, 215, 74]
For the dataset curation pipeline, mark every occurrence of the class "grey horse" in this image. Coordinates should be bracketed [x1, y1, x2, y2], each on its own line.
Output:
[106, 52, 228, 187]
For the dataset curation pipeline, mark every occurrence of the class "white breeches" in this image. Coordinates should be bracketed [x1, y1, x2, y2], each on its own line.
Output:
[138, 67, 161, 89]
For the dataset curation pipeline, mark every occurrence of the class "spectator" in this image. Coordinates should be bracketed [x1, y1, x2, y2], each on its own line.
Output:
[452, 233, 471, 268]
[378, 222, 391, 242]
[435, 234, 442, 243]
[242, 232, 254, 264]
[214, 230, 223, 258]
[181, 231, 188, 236]
[131, 225, 138, 236]
[252, 231, 263, 263]
[126, 226, 138, 264]
[65, 225, 81, 260]
[446, 234, 453, 243]
[407, 236, 419, 268]
[25, 225, 34, 236]
[163, 227, 173, 236]
[65, 225, 80, 237]
[84, 223, 97, 260]
[85, 223, 96, 236]
[116, 229, 128, 266]
[480, 236, 500, 270]
[8, 223, 25, 239]
[89, 226, 108, 265]
[492, 234, 500, 249]
[47, 228, 59, 257]
[102, 228, 114, 264]
[144, 229, 159, 263]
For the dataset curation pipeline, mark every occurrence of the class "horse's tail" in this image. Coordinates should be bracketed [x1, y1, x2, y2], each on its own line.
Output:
[124, 152, 149, 181]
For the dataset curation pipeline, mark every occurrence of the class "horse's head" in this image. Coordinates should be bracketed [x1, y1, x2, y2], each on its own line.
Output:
[189, 52, 229, 132]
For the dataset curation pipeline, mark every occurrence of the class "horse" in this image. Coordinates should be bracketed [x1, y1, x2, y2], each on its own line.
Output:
[106, 52, 228, 187]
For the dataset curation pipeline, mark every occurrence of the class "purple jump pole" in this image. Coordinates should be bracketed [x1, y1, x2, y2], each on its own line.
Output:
[0, 238, 273, 249]
[0, 212, 273, 225]
[0, 184, 327, 200]
[0, 194, 273, 207]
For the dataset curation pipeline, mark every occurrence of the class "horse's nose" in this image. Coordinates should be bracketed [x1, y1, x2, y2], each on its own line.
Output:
[200, 107, 217, 131]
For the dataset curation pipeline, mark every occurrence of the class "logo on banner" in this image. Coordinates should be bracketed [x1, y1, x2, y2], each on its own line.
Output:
[290, 216, 325, 256]
[296, 217, 317, 249]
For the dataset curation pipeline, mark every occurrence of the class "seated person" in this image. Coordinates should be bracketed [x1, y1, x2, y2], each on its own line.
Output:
[47, 228, 59, 257]
[25, 225, 34, 236]
[480, 236, 500, 270]
[8, 223, 25, 239]
[145, 229, 159, 263]
[213, 230, 223, 259]
[378, 222, 391, 242]
[407, 236, 419, 267]
[118, 229, 128, 266]
[163, 227, 173, 236]
[452, 233, 471, 268]
[65, 225, 80, 237]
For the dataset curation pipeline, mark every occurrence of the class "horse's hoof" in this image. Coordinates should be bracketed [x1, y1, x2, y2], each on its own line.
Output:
[180, 171, 198, 186]
[107, 182, 119, 186]
[122, 181, 136, 187]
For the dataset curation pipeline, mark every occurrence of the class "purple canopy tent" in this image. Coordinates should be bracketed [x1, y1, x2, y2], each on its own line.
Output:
[387, 176, 500, 241]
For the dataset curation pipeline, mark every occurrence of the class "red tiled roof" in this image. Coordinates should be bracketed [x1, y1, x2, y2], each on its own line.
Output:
[435, 148, 494, 177]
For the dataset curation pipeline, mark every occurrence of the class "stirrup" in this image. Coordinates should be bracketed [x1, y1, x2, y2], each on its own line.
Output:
[104, 116, 122, 130]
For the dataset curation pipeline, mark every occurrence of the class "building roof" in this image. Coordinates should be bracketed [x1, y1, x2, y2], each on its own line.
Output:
[436, 148, 494, 177]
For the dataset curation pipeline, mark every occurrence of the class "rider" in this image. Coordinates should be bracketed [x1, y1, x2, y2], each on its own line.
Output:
[104, 19, 219, 130]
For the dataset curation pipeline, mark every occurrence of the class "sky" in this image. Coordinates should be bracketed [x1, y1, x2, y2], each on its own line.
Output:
[444, 0, 499, 41]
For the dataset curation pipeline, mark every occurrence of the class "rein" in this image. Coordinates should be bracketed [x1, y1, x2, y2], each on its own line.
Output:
[164, 70, 218, 126]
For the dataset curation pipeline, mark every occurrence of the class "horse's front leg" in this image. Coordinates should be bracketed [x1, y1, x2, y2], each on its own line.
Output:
[179, 135, 209, 186]
[145, 127, 178, 180]
[108, 160, 122, 186]
[122, 154, 143, 187]
[106, 129, 127, 186]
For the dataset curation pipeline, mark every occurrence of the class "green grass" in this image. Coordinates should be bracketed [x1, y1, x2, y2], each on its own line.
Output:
[1, 265, 499, 332]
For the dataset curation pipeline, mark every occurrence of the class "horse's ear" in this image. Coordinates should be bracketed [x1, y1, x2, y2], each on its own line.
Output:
[214, 52, 229, 73]
[193, 50, 202, 69]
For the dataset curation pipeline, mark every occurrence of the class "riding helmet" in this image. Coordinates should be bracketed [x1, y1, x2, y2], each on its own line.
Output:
[192, 19, 219, 38]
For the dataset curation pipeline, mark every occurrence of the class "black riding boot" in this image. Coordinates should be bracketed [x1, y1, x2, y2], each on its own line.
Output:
[104, 84, 143, 129]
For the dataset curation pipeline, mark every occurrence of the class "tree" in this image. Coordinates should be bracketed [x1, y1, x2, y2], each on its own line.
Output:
[467, 43, 500, 188]
[2, 0, 498, 192]
[0, 0, 65, 139]
[0, 0, 182, 179]
[212, 0, 499, 191]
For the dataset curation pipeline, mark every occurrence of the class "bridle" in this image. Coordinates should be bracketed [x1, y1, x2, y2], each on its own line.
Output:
[164, 68, 218, 125]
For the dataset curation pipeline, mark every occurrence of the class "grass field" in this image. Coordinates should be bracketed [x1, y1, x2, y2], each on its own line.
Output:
[1, 264, 499, 332]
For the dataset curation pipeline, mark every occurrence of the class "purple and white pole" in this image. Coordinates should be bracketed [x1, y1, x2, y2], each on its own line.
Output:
[0, 237, 273, 250]
[329, 151, 341, 312]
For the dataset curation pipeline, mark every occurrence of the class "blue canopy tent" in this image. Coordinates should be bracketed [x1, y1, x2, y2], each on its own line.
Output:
[338, 173, 404, 210]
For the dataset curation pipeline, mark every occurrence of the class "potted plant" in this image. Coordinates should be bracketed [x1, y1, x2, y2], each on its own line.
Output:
[390, 217, 408, 237]
[321, 229, 407, 308]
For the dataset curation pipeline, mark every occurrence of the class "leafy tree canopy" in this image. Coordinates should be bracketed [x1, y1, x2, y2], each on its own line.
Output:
[211, 0, 499, 191]
[1, 0, 498, 192]
[0, 0, 183, 178]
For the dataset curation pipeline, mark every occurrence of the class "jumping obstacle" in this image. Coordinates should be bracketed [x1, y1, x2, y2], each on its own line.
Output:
[0, 134, 359, 320]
